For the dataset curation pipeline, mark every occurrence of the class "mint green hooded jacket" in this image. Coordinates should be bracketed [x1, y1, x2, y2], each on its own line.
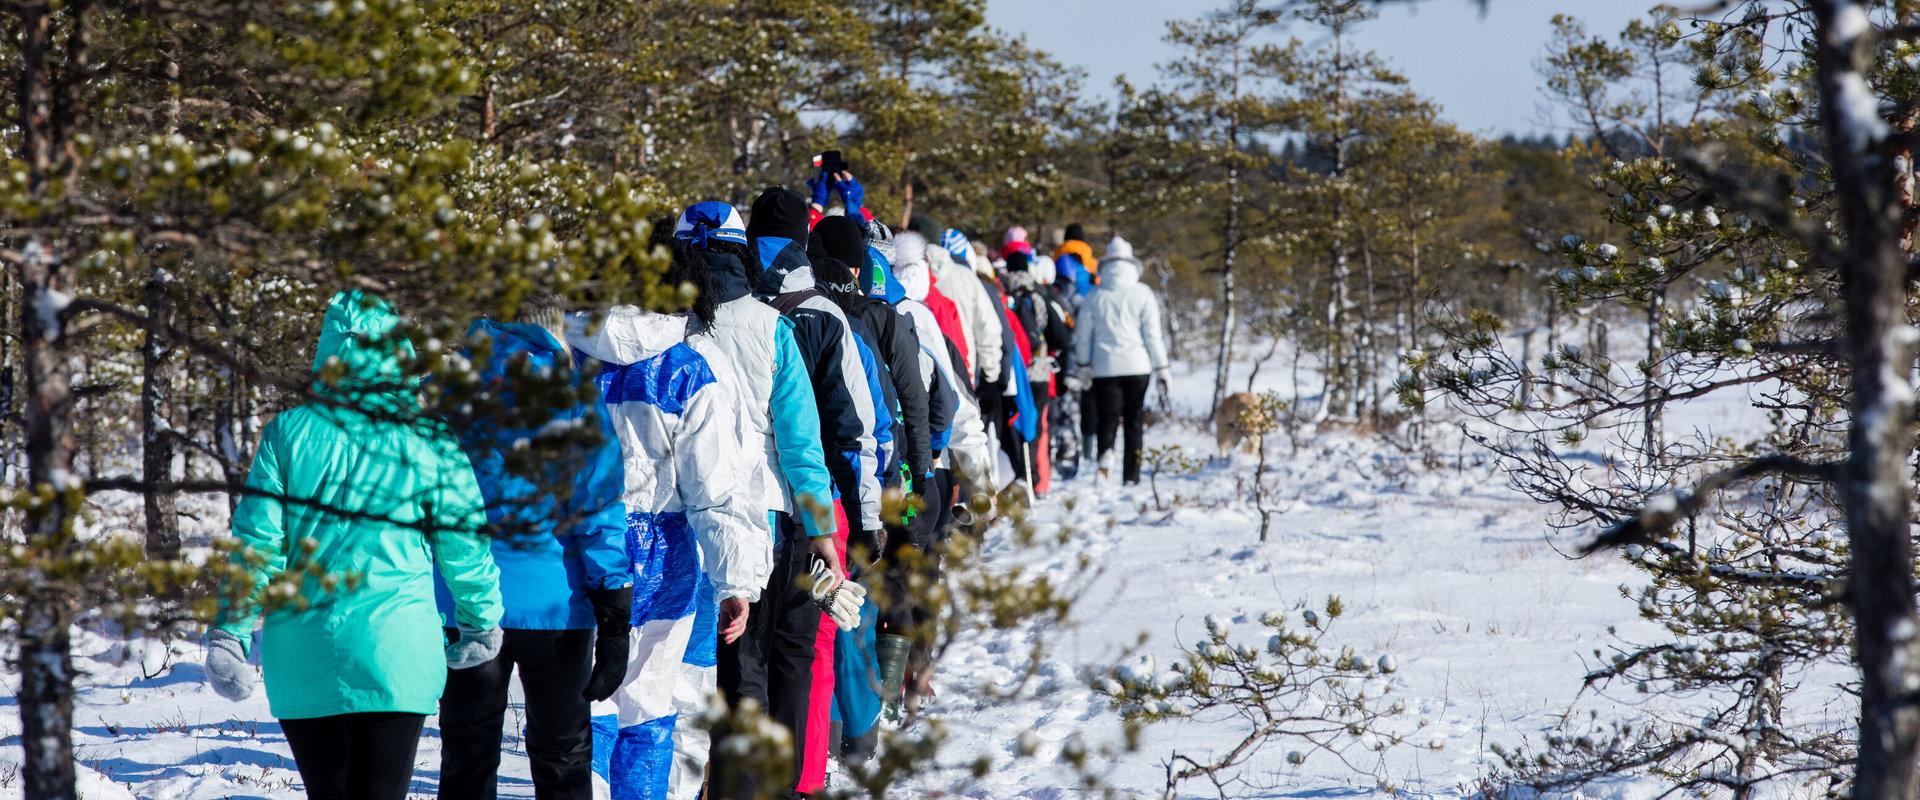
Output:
[216, 290, 502, 720]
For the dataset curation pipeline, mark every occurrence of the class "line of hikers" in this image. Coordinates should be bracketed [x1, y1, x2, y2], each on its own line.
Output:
[199, 167, 1171, 800]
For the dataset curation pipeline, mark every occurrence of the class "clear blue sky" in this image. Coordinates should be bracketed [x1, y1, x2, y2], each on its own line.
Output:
[985, 0, 1655, 136]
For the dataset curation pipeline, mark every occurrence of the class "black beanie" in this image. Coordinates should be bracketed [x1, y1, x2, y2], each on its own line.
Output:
[747, 186, 809, 242]
[1065, 223, 1085, 243]
[908, 215, 944, 240]
[810, 216, 869, 272]
[1005, 251, 1030, 272]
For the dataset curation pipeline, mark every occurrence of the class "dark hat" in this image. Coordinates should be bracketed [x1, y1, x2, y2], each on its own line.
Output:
[747, 186, 809, 242]
[908, 215, 944, 239]
[1065, 223, 1086, 243]
[810, 215, 869, 270]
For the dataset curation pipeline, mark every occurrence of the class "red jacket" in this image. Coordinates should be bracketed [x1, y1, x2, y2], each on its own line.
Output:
[926, 278, 970, 373]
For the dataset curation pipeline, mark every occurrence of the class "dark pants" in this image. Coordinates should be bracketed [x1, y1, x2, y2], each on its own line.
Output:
[438, 628, 593, 800]
[884, 468, 953, 634]
[714, 517, 821, 799]
[1093, 374, 1151, 484]
[281, 712, 425, 800]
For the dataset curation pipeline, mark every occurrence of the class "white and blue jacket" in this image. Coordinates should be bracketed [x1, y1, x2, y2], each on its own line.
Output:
[566, 306, 771, 800]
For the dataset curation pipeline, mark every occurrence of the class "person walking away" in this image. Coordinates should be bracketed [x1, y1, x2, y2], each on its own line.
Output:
[1051, 224, 1097, 478]
[813, 213, 939, 761]
[666, 203, 841, 800]
[434, 294, 632, 800]
[1004, 252, 1070, 496]
[1071, 236, 1171, 485]
[1052, 222, 1098, 299]
[566, 288, 772, 800]
[933, 231, 1001, 400]
[745, 185, 876, 795]
[204, 290, 504, 800]
[887, 231, 995, 716]
[812, 214, 933, 508]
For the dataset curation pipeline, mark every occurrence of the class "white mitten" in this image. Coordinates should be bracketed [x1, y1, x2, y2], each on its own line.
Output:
[809, 559, 867, 631]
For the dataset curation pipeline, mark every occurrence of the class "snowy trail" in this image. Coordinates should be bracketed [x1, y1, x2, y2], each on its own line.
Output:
[911, 422, 1658, 799]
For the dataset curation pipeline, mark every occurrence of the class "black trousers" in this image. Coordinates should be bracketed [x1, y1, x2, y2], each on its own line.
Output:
[438, 627, 594, 800]
[281, 712, 426, 800]
[714, 520, 820, 799]
[884, 468, 953, 634]
[1093, 374, 1151, 484]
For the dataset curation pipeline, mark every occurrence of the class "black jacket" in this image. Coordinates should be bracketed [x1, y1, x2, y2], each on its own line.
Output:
[810, 217, 935, 485]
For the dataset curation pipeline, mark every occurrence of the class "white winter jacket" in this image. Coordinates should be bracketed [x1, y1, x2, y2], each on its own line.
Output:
[933, 246, 1002, 384]
[896, 246, 995, 483]
[566, 307, 773, 602]
[1073, 237, 1170, 379]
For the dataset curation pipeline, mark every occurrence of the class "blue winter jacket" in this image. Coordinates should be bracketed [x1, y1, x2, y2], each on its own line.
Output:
[436, 320, 631, 630]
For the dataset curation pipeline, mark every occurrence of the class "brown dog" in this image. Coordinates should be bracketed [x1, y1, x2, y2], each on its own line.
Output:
[1212, 391, 1263, 456]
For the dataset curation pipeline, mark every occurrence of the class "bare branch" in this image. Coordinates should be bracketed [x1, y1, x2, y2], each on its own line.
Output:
[1581, 454, 1839, 555]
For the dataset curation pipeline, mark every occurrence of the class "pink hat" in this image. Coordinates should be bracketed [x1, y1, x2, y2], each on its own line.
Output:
[1000, 226, 1033, 258]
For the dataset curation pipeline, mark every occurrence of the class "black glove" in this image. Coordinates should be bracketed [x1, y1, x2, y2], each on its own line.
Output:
[582, 585, 633, 702]
[850, 527, 887, 570]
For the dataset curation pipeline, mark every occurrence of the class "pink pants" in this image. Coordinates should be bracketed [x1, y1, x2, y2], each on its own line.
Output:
[794, 503, 849, 794]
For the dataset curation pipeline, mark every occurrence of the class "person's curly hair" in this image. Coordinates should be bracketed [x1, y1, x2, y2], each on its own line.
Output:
[662, 239, 721, 326]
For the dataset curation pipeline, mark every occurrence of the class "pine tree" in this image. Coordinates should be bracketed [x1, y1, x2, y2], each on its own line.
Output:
[0, 4, 666, 796]
[1420, 3, 1920, 796]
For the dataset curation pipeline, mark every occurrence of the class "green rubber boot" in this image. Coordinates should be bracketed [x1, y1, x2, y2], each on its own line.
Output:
[877, 634, 913, 723]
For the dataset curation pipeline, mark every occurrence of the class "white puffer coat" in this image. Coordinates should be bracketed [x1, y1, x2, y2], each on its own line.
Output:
[1072, 237, 1170, 379]
[565, 306, 772, 601]
[894, 236, 996, 483]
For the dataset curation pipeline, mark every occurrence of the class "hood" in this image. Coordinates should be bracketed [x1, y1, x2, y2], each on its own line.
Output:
[467, 318, 563, 361]
[967, 244, 995, 280]
[752, 237, 816, 296]
[894, 255, 931, 303]
[1099, 235, 1142, 282]
[312, 290, 415, 401]
[698, 249, 755, 303]
[1052, 239, 1095, 272]
[1097, 258, 1139, 288]
[867, 245, 906, 303]
[927, 242, 955, 276]
[747, 186, 810, 243]
[564, 305, 690, 366]
[894, 231, 932, 303]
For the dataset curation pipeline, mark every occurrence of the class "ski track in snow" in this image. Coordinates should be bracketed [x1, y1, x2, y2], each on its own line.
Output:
[1, 360, 1700, 800]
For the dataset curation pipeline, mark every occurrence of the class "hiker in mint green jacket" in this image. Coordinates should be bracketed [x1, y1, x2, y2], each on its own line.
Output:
[203, 290, 504, 800]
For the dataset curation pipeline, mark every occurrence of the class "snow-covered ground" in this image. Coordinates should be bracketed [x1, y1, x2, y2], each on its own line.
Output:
[915, 416, 1656, 798]
[2, 354, 1700, 799]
